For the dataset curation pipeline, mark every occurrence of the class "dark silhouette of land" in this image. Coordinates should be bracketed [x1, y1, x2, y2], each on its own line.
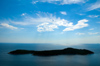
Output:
[8, 47, 94, 56]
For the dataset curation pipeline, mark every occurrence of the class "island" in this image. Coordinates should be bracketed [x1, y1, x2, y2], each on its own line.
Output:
[8, 47, 94, 56]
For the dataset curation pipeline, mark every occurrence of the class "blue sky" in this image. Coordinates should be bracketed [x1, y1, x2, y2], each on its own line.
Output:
[0, 0, 100, 45]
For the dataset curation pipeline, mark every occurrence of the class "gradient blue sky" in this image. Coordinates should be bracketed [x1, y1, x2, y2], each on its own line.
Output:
[0, 0, 100, 45]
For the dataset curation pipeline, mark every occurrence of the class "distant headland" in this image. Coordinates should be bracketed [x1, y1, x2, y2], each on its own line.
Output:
[8, 47, 94, 56]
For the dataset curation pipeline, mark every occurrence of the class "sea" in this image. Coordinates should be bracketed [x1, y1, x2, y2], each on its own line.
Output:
[0, 43, 100, 66]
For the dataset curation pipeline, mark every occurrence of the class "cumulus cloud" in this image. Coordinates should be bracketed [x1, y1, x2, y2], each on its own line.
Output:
[76, 32, 85, 35]
[63, 19, 89, 31]
[87, 0, 100, 11]
[32, 0, 87, 5]
[37, 23, 58, 32]
[60, 11, 67, 15]
[0, 23, 18, 30]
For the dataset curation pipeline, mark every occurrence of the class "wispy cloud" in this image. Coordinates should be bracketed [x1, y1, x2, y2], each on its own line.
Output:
[0, 23, 18, 30]
[79, 14, 85, 16]
[32, 0, 87, 5]
[60, 0, 87, 5]
[87, 0, 100, 11]
[88, 32, 99, 35]
[11, 13, 55, 25]
[32, 1, 38, 4]
[60, 11, 67, 15]
[6, 12, 89, 32]
[21, 13, 26, 16]
[76, 32, 99, 35]
[89, 28, 94, 30]
[76, 32, 85, 35]
[88, 15, 99, 18]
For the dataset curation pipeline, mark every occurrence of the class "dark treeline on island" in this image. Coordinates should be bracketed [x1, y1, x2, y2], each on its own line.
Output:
[8, 47, 94, 56]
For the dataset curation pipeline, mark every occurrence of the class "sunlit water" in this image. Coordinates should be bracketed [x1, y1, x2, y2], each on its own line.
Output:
[0, 43, 100, 66]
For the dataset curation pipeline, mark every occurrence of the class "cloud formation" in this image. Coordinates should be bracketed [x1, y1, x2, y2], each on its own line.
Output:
[76, 32, 85, 35]
[87, 0, 100, 11]
[63, 19, 88, 31]
[88, 32, 99, 35]
[37, 18, 88, 32]
[89, 28, 94, 30]
[0, 23, 18, 30]
[21, 13, 26, 16]
[10, 13, 89, 32]
[60, 11, 67, 15]
[37, 23, 58, 32]
[79, 14, 85, 16]
[88, 15, 99, 18]
[32, 0, 87, 5]
[32, 1, 38, 4]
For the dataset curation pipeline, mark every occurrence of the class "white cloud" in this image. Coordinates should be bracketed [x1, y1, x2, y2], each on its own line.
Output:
[37, 23, 58, 32]
[37, 19, 88, 32]
[11, 17, 53, 25]
[32, 0, 87, 5]
[60, 0, 86, 5]
[32, 1, 38, 4]
[60, 11, 67, 15]
[88, 15, 99, 18]
[76, 32, 85, 35]
[9, 12, 89, 32]
[88, 32, 99, 35]
[63, 19, 89, 31]
[12, 13, 59, 25]
[0, 23, 18, 30]
[21, 13, 26, 16]
[89, 28, 94, 30]
[87, 0, 100, 11]
[79, 14, 85, 15]
[36, 14, 73, 32]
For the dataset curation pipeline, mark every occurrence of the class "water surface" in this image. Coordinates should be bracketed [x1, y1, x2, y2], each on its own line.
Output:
[0, 43, 100, 66]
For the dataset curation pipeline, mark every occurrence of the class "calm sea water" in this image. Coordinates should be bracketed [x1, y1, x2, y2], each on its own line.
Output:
[0, 43, 100, 66]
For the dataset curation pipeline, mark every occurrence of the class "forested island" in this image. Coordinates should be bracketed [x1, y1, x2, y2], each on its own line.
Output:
[8, 47, 94, 56]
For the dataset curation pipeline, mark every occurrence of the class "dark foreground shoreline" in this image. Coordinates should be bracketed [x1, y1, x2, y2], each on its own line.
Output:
[8, 48, 94, 56]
